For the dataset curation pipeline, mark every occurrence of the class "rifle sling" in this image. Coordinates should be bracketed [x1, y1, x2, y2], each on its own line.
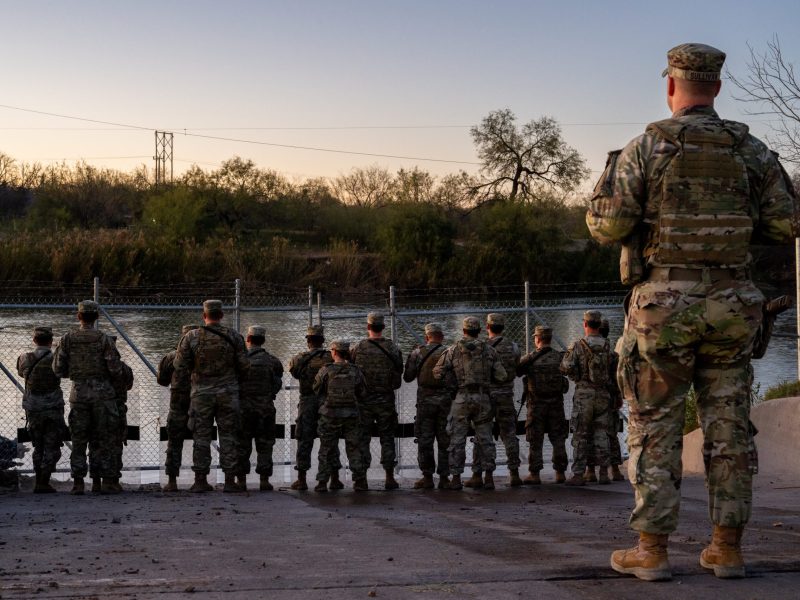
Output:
[367, 339, 402, 371]
[24, 350, 52, 388]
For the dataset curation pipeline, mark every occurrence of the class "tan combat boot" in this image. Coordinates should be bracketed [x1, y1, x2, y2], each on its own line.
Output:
[554, 471, 567, 484]
[71, 477, 85, 495]
[523, 471, 541, 485]
[189, 473, 213, 493]
[700, 525, 746, 579]
[236, 475, 248, 491]
[291, 471, 308, 491]
[414, 474, 435, 489]
[384, 468, 399, 490]
[598, 469, 611, 485]
[314, 478, 328, 493]
[329, 471, 344, 490]
[508, 468, 523, 487]
[437, 475, 450, 490]
[163, 475, 179, 492]
[464, 472, 483, 489]
[223, 473, 242, 493]
[448, 474, 463, 490]
[260, 475, 273, 491]
[34, 469, 56, 494]
[610, 532, 672, 581]
[611, 465, 624, 481]
[483, 471, 495, 490]
[92, 477, 102, 493]
[353, 477, 369, 492]
[565, 473, 585, 486]
[584, 467, 598, 483]
[101, 478, 122, 494]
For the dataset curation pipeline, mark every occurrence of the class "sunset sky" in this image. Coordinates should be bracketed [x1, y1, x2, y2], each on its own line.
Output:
[1, 0, 798, 186]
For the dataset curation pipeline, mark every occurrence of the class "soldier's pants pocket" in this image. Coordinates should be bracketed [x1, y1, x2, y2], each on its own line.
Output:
[617, 330, 640, 404]
[626, 426, 647, 484]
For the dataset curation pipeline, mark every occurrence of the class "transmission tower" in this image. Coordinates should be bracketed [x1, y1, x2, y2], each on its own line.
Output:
[154, 131, 174, 185]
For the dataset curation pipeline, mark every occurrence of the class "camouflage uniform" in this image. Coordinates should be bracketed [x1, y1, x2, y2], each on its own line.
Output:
[313, 347, 368, 483]
[157, 340, 193, 477]
[288, 327, 341, 475]
[173, 304, 250, 476]
[108, 354, 133, 479]
[238, 330, 284, 477]
[403, 325, 453, 478]
[350, 314, 403, 471]
[587, 48, 796, 535]
[561, 321, 613, 476]
[516, 334, 569, 474]
[587, 336, 623, 470]
[17, 336, 65, 476]
[433, 318, 507, 476]
[52, 302, 127, 481]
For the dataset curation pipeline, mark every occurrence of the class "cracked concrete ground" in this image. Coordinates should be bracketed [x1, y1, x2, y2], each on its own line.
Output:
[1, 474, 798, 599]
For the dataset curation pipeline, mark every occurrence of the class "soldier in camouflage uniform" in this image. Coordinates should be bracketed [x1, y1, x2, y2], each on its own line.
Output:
[104, 336, 133, 492]
[351, 312, 403, 490]
[560, 310, 613, 487]
[157, 324, 199, 492]
[587, 44, 796, 581]
[53, 300, 127, 495]
[237, 325, 284, 492]
[174, 299, 250, 493]
[288, 325, 342, 491]
[433, 316, 507, 490]
[516, 325, 569, 485]
[466, 313, 521, 488]
[403, 323, 454, 490]
[313, 340, 368, 492]
[17, 326, 65, 493]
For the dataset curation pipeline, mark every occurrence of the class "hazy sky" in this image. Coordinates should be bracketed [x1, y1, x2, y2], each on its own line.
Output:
[1, 0, 798, 186]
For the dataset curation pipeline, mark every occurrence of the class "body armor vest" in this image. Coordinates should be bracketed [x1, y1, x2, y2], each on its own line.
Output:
[297, 349, 333, 396]
[241, 348, 277, 401]
[489, 337, 518, 386]
[194, 327, 235, 378]
[453, 339, 490, 388]
[417, 344, 446, 388]
[527, 348, 565, 397]
[353, 339, 400, 394]
[68, 328, 108, 380]
[24, 351, 60, 394]
[324, 363, 358, 409]
[646, 118, 753, 268]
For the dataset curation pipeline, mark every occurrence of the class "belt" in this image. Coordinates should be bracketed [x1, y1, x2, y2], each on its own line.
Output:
[647, 266, 749, 283]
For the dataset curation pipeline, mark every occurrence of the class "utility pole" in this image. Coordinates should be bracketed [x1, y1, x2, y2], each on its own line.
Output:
[154, 131, 174, 185]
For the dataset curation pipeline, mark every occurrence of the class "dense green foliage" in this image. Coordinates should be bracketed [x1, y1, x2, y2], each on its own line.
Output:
[763, 380, 800, 401]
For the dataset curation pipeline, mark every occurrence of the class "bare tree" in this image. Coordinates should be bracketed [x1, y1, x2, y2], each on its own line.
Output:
[0, 153, 18, 186]
[470, 109, 588, 202]
[330, 165, 394, 207]
[728, 37, 800, 165]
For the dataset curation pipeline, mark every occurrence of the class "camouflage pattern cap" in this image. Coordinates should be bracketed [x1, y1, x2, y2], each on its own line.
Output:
[534, 325, 552, 337]
[330, 339, 350, 352]
[182, 324, 199, 336]
[203, 299, 223, 313]
[78, 300, 99, 313]
[584, 309, 602, 322]
[306, 324, 324, 337]
[33, 326, 53, 337]
[367, 312, 384, 326]
[486, 313, 505, 326]
[462, 316, 481, 330]
[661, 43, 725, 82]
[247, 325, 266, 337]
[424, 322, 443, 335]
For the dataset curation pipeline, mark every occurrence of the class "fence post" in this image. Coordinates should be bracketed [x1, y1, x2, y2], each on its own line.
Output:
[317, 291, 322, 325]
[389, 285, 397, 344]
[308, 286, 314, 327]
[93, 276, 100, 330]
[234, 278, 241, 332]
[524, 280, 531, 355]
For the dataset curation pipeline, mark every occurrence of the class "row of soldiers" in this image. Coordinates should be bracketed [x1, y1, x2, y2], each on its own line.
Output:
[19, 297, 621, 494]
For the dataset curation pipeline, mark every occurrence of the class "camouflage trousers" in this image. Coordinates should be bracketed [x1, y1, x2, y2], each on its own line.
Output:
[89, 400, 127, 480]
[618, 279, 762, 534]
[414, 393, 452, 476]
[69, 396, 119, 479]
[526, 395, 569, 473]
[570, 387, 610, 474]
[190, 389, 241, 475]
[26, 408, 64, 473]
[295, 395, 342, 474]
[471, 389, 520, 473]
[447, 391, 496, 475]
[317, 414, 365, 482]
[587, 409, 623, 468]
[164, 390, 191, 477]
[238, 404, 276, 476]
[359, 399, 398, 470]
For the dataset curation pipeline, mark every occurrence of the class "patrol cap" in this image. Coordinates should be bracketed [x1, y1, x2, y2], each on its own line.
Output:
[306, 324, 324, 337]
[584, 310, 602, 323]
[661, 43, 725, 82]
[424, 323, 443, 335]
[330, 339, 350, 352]
[367, 312, 384, 326]
[77, 300, 99, 313]
[462, 316, 481, 330]
[181, 324, 199, 336]
[34, 326, 53, 337]
[486, 313, 505, 326]
[247, 325, 266, 337]
[203, 299, 223, 313]
[534, 325, 552, 337]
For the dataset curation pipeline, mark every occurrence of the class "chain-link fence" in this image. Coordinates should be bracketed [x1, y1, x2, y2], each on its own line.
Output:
[0, 278, 628, 485]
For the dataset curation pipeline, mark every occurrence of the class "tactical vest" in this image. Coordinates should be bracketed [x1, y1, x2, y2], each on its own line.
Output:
[194, 327, 235, 378]
[24, 351, 60, 395]
[353, 339, 401, 394]
[297, 349, 333, 396]
[241, 348, 279, 401]
[579, 338, 611, 388]
[323, 363, 358, 409]
[527, 348, 565, 397]
[417, 344, 446, 389]
[453, 339, 490, 388]
[68, 328, 108, 380]
[646, 118, 753, 268]
[489, 337, 518, 386]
